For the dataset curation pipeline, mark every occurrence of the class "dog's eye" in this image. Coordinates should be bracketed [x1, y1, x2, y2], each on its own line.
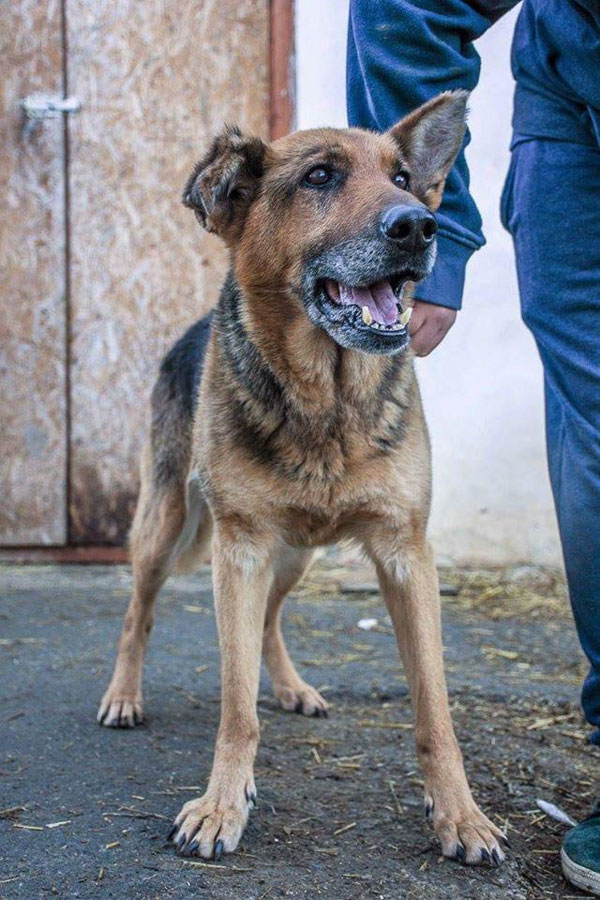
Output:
[392, 171, 410, 190]
[227, 184, 252, 203]
[304, 166, 331, 186]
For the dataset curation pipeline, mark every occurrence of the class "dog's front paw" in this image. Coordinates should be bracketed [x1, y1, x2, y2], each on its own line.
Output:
[169, 777, 257, 859]
[97, 684, 143, 728]
[425, 785, 508, 866]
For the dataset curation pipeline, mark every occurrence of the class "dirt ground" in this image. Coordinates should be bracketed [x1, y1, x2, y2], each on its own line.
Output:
[0, 559, 598, 899]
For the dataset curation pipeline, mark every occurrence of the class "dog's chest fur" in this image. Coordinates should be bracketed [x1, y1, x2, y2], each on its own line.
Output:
[190, 274, 429, 538]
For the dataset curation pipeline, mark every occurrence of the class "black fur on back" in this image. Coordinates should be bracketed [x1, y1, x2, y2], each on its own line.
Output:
[157, 312, 214, 419]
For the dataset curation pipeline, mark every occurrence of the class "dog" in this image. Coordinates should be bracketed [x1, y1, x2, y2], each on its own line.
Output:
[98, 91, 507, 867]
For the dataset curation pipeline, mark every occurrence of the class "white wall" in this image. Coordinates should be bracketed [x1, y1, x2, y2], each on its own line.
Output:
[295, 0, 561, 565]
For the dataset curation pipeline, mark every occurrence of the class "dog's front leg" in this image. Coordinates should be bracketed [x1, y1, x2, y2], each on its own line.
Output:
[368, 533, 507, 866]
[170, 521, 274, 859]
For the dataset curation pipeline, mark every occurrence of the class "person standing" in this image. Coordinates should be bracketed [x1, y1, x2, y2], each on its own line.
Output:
[347, 0, 600, 891]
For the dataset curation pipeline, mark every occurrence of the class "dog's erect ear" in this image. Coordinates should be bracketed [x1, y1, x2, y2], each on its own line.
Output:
[388, 91, 469, 210]
[182, 125, 267, 243]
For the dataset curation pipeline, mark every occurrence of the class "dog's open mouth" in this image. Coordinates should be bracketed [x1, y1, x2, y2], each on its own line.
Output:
[318, 275, 414, 334]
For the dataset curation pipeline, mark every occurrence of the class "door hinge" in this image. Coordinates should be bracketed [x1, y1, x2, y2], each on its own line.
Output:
[21, 93, 81, 120]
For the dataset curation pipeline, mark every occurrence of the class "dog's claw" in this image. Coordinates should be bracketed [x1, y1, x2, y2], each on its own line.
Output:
[501, 834, 511, 849]
[214, 839, 224, 861]
[455, 843, 466, 863]
[491, 848, 500, 866]
[425, 801, 434, 819]
[176, 833, 187, 852]
[481, 848, 491, 865]
[294, 700, 303, 714]
[167, 824, 178, 842]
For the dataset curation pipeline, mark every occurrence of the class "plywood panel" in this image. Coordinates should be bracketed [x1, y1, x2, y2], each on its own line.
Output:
[67, 0, 269, 543]
[0, 1, 67, 544]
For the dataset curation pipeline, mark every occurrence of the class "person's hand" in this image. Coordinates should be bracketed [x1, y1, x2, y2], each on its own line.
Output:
[408, 300, 457, 356]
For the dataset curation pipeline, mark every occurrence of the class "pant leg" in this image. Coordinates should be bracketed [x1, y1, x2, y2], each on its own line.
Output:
[503, 138, 600, 736]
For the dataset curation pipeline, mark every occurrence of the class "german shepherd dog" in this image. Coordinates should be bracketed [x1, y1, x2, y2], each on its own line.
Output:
[98, 91, 507, 867]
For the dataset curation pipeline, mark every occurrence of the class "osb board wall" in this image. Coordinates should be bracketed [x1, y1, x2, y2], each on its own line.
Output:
[67, 0, 269, 542]
[0, 1, 68, 544]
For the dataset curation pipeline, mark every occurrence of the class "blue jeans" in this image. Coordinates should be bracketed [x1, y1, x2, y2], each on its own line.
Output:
[501, 138, 600, 738]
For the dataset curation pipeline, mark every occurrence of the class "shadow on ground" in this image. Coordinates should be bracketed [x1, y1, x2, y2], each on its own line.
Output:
[0, 561, 597, 899]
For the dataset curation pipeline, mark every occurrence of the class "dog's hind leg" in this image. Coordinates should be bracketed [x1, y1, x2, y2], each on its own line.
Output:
[98, 315, 213, 728]
[262, 546, 329, 717]
[97, 448, 203, 728]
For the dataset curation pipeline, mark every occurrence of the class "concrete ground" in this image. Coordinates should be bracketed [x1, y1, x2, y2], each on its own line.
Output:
[0, 560, 597, 899]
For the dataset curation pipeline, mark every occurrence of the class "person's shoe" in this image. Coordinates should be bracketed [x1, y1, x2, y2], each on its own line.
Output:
[589, 728, 600, 747]
[562, 802, 600, 895]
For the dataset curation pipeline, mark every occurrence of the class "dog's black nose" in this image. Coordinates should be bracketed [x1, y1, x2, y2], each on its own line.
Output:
[380, 206, 437, 251]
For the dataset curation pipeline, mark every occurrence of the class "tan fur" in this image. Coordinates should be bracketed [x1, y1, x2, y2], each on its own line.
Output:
[99, 93, 506, 867]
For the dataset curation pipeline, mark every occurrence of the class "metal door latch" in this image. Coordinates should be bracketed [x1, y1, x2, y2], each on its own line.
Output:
[21, 93, 81, 119]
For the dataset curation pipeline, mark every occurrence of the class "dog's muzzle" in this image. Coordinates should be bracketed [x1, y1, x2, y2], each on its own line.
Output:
[302, 214, 437, 356]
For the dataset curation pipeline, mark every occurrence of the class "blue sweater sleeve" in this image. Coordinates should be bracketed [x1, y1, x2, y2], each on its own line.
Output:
[347, 0, 499, 310]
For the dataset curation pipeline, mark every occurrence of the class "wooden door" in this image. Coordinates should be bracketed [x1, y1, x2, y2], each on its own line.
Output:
[1, 1, 68, 544]
[1, 0, 269, 546]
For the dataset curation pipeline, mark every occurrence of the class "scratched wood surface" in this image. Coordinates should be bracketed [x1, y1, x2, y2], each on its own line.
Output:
[0, 0, 67, 544]
[67, 0, 269, 542]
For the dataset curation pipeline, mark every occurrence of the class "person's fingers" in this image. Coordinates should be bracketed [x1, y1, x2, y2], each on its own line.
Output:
[411, 321, 443, 356]
[411, 320, 448, 356]
[408, 302, 456, 356]
[408, 303, 428, 336]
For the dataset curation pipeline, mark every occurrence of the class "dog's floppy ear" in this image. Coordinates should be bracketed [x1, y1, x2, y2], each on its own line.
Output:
[388, 91, 469, 210]
[182, 125, 267, 243]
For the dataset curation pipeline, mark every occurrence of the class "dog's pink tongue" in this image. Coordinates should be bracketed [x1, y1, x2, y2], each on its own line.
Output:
[340, 279, 398, 325]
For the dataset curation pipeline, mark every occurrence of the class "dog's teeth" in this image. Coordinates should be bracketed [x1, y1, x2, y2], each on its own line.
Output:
[399, 307, 413, 327]
[361, 305, 373, 326]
